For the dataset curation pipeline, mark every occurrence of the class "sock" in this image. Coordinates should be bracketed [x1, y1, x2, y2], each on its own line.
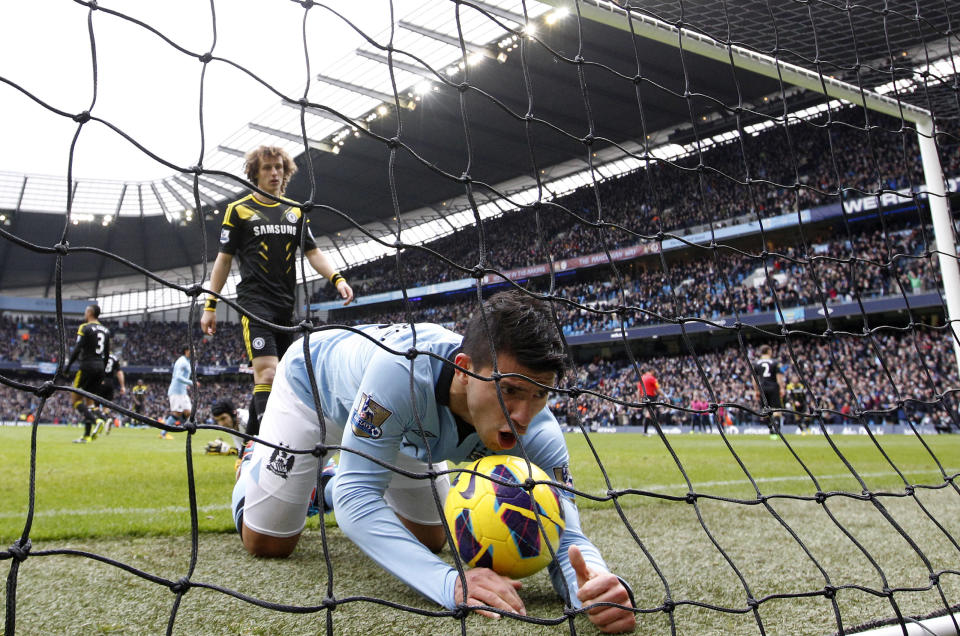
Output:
[250, 385, 271, 436]
[83, 420, 93, 438]
[165, 414, 177, 428]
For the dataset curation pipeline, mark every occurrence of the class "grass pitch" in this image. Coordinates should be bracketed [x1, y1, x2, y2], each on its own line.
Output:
[1, 425, 958, 635]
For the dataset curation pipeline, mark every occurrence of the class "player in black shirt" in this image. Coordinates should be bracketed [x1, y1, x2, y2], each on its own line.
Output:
[97, 353, 125, 434]
[65, 304, 110, 443]
[131, 378, 148, 424]
[200, 145, 354, 436]
[753, 344, 785, 435]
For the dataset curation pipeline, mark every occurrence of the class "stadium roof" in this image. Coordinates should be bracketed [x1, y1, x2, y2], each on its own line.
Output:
[0, 0, 957, 298]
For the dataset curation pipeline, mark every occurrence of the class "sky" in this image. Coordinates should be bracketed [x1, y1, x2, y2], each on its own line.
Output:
[0, 0, 420, 182]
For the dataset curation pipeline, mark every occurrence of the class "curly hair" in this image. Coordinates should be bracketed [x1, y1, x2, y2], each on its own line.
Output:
[243, 145, 297, 194]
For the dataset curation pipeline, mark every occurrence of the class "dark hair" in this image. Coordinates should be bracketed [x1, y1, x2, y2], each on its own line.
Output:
[211, 400, 235, 417]
[182, 345, 190, 355]
[87, 304, 101, 319]
[461, 290, 568, 380]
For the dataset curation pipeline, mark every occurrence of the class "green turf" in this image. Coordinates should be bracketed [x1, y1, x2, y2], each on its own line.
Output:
[1, 425, 958, 635]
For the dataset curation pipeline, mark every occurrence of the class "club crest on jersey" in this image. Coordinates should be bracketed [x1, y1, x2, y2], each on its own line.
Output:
[285, 211, 298, 224]
[351, 393, 391, 439]
[266, 444, 295, 479]
[252, 337, 265, 350]
[219, 228, 230, 244]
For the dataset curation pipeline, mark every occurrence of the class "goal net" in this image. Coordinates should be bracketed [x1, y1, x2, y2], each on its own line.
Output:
[2, 1, 959, 634]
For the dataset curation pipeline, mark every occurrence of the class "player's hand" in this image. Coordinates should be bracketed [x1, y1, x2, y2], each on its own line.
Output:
[201, 310, 217, 335]
[453, 567, 525, 619]
[337, 280, 355, 306]
[569, 545, 636, 633]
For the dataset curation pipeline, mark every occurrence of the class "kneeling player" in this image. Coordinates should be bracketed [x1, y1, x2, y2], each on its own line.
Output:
[232, 291, 636, 633]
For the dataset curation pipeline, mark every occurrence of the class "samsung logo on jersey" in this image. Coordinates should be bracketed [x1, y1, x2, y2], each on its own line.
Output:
[253, 224, 297, 237]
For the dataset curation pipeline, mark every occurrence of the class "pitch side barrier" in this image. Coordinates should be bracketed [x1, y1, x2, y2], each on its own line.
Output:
[308, 187, 959, 313]
[560, 424, 946, 436]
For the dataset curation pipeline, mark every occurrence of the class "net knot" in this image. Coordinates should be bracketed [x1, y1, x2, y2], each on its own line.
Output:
[453, 604, 470, 620]
[387, 136, 400, 149]
[903, 485, 915, 496]
[36, 381, 57, 399]
[73, 110, 91, 124]
[523, 478, 537, 491]
[55, 241, 70, 255]
[470, 265, 485, 279]
[460, 172, 472, 184]
[322, 596, 336, 609]
[199, 52, 213, 64]
[632, 74, 642, 85]
[170, 577, 191, 595]
[300, 200, 314, 213]
[311, 443, 327, 457]
[822, 585, 836, 600]
[814, 491, 826, 504]
[182, 419, 197, 434]
[574, 54, 585, 64]
[405, 347, 419, 360]
[298, 319, 314, 332]
[684, 492, 697, 504]
[457, 82, 469, 93]
[185, 283, 202, 298]
[929, 572, 940, 585]
[7, 538, 31, 562]
[583, 133, 595, 146]
[87, 0, 99, 9]
[662, 599, 675, 613]
[746, 597, 759, 609]
[300, 0, 315, 8]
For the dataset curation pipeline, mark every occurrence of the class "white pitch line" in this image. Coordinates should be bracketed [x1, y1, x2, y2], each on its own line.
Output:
[1, 470, 952, 520]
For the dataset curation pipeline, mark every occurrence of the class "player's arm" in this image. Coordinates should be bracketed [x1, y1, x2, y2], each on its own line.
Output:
[524, 413, 636, 633]
[201, 252, 233, 335]
[304, 248, 354, 306]
[64, 326, 85, 372]
[332, 354, 519, 615]
[116, 368, 126, 394]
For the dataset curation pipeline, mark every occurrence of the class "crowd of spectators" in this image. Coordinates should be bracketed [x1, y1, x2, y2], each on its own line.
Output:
[313, 108, 959, 301]
[0, 379, 249, 427]
[4, 327, 954, 432]
[552, 328, 958, 432]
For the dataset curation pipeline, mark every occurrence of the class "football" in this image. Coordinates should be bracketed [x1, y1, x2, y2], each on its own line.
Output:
[444, 455, 566, 579]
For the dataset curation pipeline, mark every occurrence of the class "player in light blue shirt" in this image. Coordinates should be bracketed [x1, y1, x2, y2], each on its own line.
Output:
[232, 291, 636, 633]
[165, 346, 193, 435]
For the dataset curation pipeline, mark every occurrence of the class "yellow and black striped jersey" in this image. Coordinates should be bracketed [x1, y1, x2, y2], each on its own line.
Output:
[219, 194, 318, 310]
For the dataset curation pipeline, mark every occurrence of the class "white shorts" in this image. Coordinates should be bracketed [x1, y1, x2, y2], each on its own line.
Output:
[240, 358, 449, 538]
[168, 393, 191, 414]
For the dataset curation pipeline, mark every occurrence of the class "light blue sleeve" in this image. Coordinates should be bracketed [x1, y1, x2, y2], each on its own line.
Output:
[175, 358, 193, 386]
[332, 350, 459, 609]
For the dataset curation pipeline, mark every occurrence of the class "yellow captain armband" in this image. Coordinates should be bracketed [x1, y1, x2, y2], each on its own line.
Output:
[204, 298, 218, 312]
[329, 272, 346, 286]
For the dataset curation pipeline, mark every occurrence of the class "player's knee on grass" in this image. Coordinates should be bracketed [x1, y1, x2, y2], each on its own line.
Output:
[241, 524, 300, 558]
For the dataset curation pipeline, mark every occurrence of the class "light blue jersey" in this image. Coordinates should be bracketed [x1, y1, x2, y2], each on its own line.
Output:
[282, 323, 609, 610]
[168, 355, 193, 396]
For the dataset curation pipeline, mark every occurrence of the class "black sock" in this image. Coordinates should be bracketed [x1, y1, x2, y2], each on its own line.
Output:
[250, 387, 271, 437]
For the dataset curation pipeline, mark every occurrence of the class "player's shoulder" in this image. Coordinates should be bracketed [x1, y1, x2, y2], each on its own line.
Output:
[223, 194, 257, 224]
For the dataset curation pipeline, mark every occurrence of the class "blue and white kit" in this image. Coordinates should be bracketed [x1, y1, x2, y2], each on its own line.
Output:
[232, 323, 610, 610]
[167, 354, 193, 413]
